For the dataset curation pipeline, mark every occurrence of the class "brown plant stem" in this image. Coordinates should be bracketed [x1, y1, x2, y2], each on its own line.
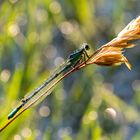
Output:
[0, 53, 94, 132]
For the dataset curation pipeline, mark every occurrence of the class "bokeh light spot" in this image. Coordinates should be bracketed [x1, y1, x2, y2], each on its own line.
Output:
[36, 9, 48, 22]
[55, 89, 65, 101]
[28, 32, 39, 43]
[83, 116, 90, 124]
[49, 1, 61, 14]
[13, 134, 21, 140]
[0, 69, 11, 82]
[58, 127, 72, 138]
[8, 23, 20, 37]
[34, 129, 41, 137]
[105, 107, 117, 120]
[88, 111, 97, 121]
[45, 46, 57, 59]
[54, 57, 64, 67]
[21, 127, 32, 138]
[9, 0, 18, 4]
[60, 22, 74, 35]
[39, 106, 50, 117]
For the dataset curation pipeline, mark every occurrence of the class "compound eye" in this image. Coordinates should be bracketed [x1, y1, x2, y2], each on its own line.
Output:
[84, 43, 90, 50]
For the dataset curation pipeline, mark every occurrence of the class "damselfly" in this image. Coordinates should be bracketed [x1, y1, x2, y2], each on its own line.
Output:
[8, 43, 90, 119]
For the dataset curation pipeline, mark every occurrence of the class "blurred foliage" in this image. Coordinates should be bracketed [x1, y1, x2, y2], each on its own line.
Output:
[0, 0, 140, 140]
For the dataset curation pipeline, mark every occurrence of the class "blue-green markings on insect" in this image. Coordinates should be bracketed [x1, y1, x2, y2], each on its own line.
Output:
[8, 43, 90, 119]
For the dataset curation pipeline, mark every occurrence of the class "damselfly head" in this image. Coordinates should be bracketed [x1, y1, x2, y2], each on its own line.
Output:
[83, 43, 90, 50]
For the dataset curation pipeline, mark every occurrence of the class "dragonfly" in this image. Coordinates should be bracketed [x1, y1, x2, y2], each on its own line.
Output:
[8, 43, 90, 119]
